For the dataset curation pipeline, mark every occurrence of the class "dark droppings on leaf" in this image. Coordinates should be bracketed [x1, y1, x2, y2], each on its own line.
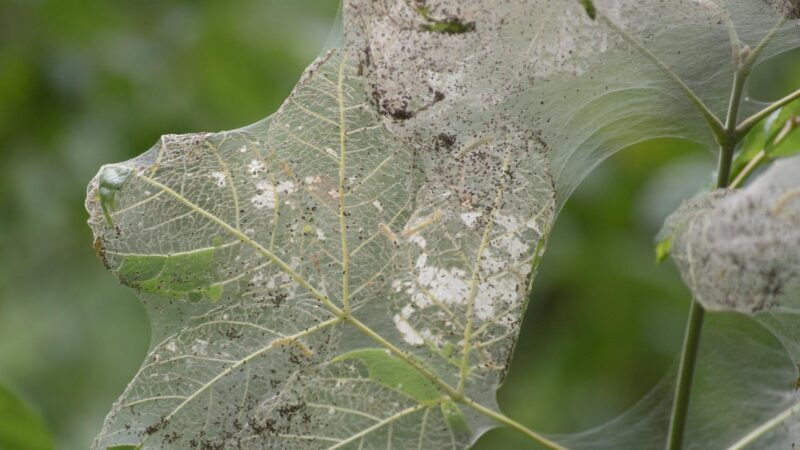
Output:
[371, 87, 415, 121]
[278, 401, 306, 420]
[164, 431, 182, 444]
[249, 417, 277, 436]
[270, 291, 288, 307]
[219, 327, 243, 340]
[387, 105, 415, 121]
[144, 416, 166, 435]
[435, 132, 457, 150]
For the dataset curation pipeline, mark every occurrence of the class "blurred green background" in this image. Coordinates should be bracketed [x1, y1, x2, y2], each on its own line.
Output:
[0, 1, 797, 449]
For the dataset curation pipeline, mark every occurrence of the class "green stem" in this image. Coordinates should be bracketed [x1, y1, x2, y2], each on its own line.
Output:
[737, 86, 800, 138]
[666, 112, 736, 450]
[461, 397, 568, 450]
[666, 301, 706, 450]
[667, 37, 752, 449]
[730, 149, 765, 189]
[731, 115, 799, 188]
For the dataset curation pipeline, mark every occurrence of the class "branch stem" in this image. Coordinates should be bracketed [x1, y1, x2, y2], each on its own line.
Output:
[730, 149, 765, 189]
[731, 116, 799, 188]
[666, 29, 757, 447]
[666, 301, 706, 450]
[737, 87, 800, 138]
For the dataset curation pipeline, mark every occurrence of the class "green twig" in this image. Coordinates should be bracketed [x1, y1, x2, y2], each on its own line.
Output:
[665, 71, 739, 450]
[737, 87, 800, 138]
[731, 116, 799, 188]
[666, 15, 768, 445]
[666, 301, 706, 450]
[730, 149, 766, 189]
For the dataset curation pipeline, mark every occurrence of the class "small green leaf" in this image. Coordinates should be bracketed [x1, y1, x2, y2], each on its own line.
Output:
[115, 245, 223, 302]
[655, 236, 673, 264]
[441, 400, 470, 434]
[0, 384, 53, 450]
[416, 5, 475, 34]
[579, 0, 597, 19]
[334, 348, 443, 404]
[336, 349, 471, 434]
[732, 99, 800, 185]
[421, 20, 476, 35]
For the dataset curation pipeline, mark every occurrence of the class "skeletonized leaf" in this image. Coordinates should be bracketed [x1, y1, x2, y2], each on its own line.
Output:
[88, 48, 551, 449]
[88, 0, 800, 449]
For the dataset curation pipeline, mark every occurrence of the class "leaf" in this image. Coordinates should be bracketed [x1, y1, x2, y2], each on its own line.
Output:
[88, 47, 552, 449]
[766, 102, 800, 159]
[88, 1, 800, 449]
[333, 349, 445, 405]
[654, 235, 673, 264]
[415, 5, 476, 35]
[578, 0, 597, 19]
[0, 383, 53, 450]
[732, 99, 800, 185]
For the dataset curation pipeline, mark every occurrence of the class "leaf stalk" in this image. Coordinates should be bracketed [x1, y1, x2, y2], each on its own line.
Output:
[737, 87, 800, 139]
[666, 301, 706, 450]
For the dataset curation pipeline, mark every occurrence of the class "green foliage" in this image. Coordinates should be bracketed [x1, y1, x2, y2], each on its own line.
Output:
[115, 243, 224, 302]
[732, 99, 800, 186]
[0, 384, 53, 450]
[333, 349, 445, 405]
[416, 6, 476, 34]
[655, 236, 673, 264]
